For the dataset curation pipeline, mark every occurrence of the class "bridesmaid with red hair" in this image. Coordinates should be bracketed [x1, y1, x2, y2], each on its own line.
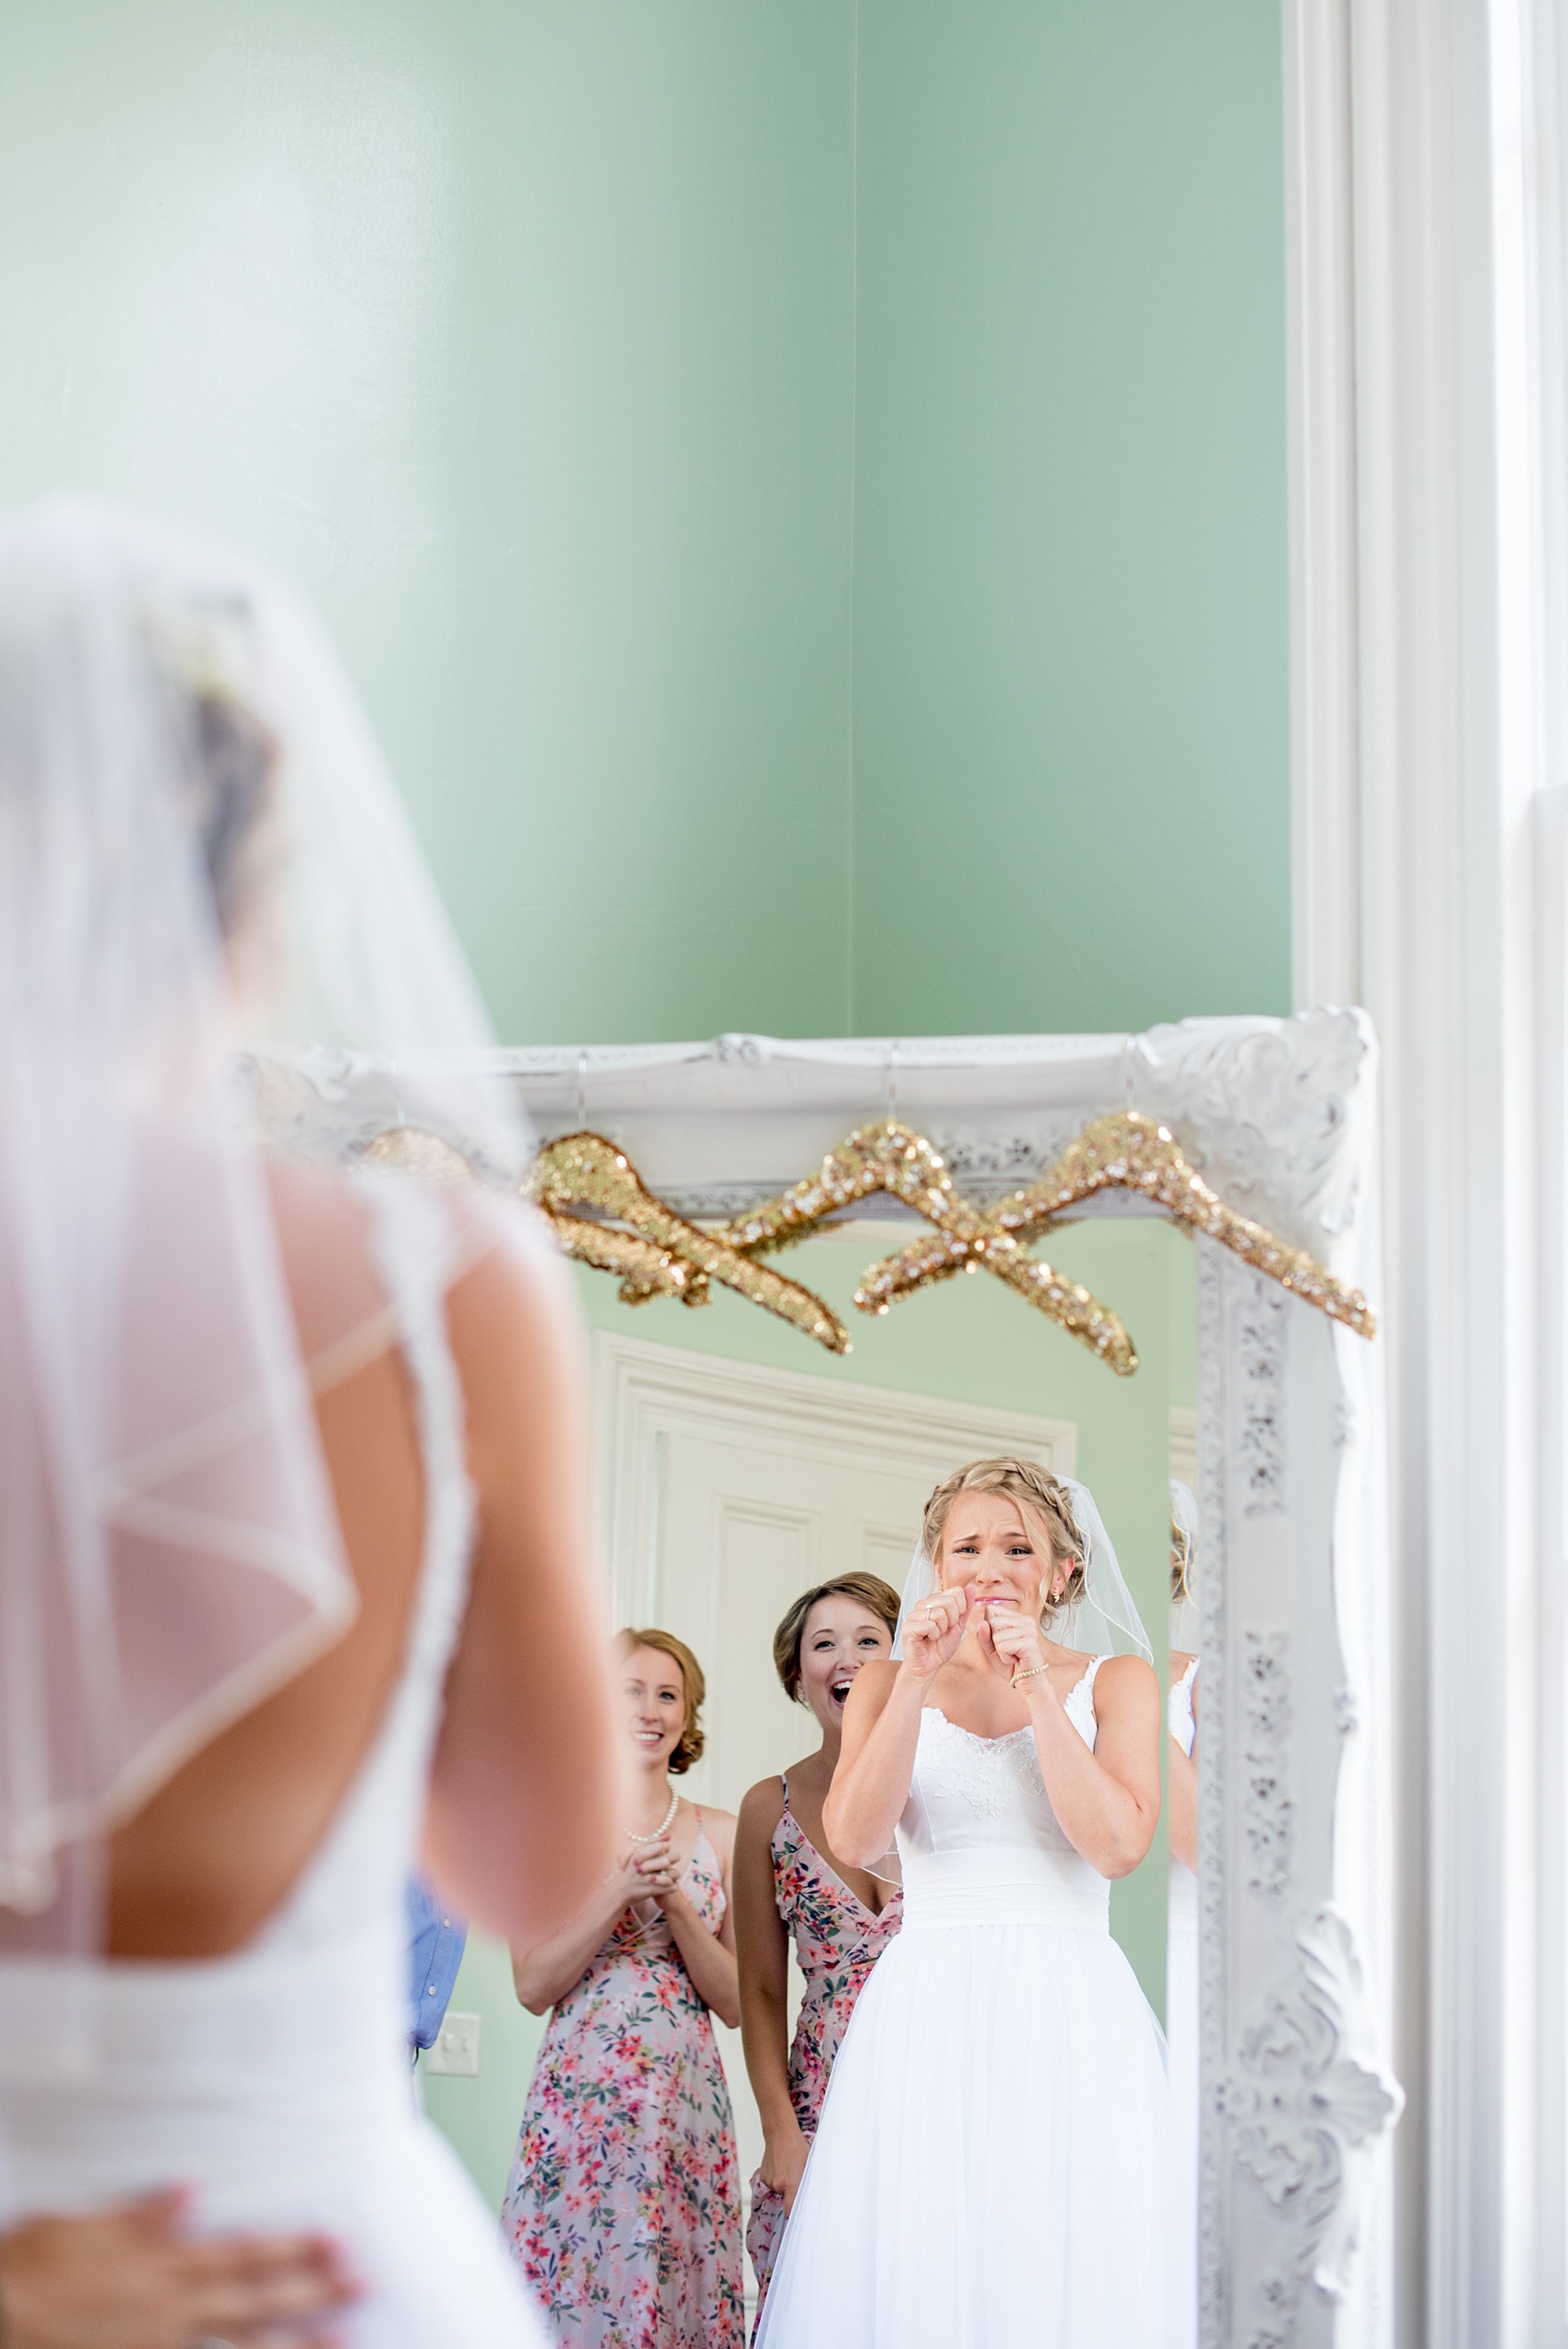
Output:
[505, 1629, 744, 2349]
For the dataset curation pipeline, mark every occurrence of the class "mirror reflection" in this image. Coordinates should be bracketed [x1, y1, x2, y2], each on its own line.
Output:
[451, 1212, 1199, 2345]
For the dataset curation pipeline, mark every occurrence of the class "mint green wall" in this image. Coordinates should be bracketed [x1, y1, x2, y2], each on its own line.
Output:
[423, 1223, 1196, 2208]
[0, 0, 1287, 1043]
[0, 0, 858, 1042]
[850, 0, 1292, 1032]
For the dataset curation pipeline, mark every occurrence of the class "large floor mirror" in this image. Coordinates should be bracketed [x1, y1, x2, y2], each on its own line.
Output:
[262, 1008, 1401, 2349]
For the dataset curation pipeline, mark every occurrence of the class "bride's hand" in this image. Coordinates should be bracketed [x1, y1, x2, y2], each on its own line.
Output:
[979, 1600, 1046, 1685]
[0, 2193, 361, 2349]
[900, 1585, 969, 1680]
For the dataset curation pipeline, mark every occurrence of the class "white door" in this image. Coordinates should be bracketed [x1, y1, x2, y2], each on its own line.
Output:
[591, 1333, 1076, 2259]
[658, 1431, 940, 1819]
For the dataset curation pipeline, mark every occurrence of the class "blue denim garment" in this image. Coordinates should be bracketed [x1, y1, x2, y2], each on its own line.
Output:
[406, 1873, 469, 2051]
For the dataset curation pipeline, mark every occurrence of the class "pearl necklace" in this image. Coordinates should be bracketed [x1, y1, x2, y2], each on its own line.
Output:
[624, 1784, 678, 1843]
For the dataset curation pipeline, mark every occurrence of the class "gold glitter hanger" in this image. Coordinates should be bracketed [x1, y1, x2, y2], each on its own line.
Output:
[708, 1121, 1137, 1375]
[526, 1132, 850, 1355]
[849, 1110, 1376, 1341]
[360, 1127, 476, 1186]
[358, 1109, 1369, 1373]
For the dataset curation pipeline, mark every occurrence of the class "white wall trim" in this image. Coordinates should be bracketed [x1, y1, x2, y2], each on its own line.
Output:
[1284, 0, 1568, 2337]
[589, 1330, 1076, 1628]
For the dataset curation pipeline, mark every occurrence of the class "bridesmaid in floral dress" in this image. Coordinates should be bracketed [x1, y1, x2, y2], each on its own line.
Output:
[505, 1629, 744, 2349]
[733, 1573, 904, 2330]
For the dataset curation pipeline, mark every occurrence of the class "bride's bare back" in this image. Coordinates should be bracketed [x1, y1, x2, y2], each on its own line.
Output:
[107, 1159, 613, 1961]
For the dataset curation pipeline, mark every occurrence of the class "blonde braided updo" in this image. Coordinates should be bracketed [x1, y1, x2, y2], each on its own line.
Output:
[921, 1457, 1087, 1623]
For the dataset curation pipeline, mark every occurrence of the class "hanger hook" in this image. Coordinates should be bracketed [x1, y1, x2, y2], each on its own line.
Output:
[1121, 1033, 1136, 1111]
[886, 1039, 901, 1126]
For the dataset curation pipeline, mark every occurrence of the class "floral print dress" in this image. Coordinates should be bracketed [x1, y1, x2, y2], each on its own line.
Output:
[745, 1783, 903, 2327]
[504, 1822, 744, 2349]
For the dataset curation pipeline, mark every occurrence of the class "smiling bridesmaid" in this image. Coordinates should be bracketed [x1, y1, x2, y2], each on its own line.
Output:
[505, 1629, 744, 2348]
[733, 1575, 904, 2331]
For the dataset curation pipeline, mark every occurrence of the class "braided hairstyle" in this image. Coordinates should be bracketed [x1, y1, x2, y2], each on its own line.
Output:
[921, 1457, 1087, 1622]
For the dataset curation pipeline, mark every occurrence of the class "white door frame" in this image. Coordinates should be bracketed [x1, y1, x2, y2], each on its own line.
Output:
[590, 1329, 1076, 1628]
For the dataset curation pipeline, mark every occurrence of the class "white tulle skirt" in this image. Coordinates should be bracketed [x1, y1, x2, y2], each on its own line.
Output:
[753, 1914, 1173, 2348]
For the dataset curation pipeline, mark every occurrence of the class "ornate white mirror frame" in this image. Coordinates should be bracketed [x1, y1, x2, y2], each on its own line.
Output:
[262, 1003, 1402, 2349]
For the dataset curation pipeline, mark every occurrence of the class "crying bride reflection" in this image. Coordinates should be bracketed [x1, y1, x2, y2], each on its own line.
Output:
[422, 1208, 1201, 2348]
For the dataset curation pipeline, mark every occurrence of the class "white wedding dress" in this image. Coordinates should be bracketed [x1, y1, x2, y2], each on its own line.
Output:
[0, 1180, 547, 2346]
[754, 1663, 1172, 2347]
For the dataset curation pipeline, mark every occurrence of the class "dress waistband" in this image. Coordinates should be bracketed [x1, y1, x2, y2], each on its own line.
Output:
[897, 1848, 1110, 1933]
[0, 1925, 410, 2214]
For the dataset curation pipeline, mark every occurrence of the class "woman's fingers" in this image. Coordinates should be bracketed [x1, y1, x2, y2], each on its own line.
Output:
[0, 2205, 361, 2349]
[190, 2244, 362, 2331]
[114, 2188, 193, 2238]
[239, 2328, 350, 2349]
[182, 2232, 352, 2286]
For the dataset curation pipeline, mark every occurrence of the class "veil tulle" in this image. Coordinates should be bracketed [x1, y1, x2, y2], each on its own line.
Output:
[0, 501, 524, 1953]
[1169, 1478, 1201, 1656]
[891, 1477, 1153, 1665]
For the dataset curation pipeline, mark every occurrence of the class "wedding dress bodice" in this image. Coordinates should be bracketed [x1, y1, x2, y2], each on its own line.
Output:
[895, 1663, 1109, 1934]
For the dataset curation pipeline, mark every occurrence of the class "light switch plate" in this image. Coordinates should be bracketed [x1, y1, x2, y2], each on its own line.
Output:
[423, 2009, 481, 2077]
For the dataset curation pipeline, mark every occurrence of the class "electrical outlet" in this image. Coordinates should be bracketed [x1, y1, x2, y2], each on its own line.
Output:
[423, 2010, 481, 2077]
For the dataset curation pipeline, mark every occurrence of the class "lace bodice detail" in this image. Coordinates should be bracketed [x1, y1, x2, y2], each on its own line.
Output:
[895, 1662, 1111, 1931]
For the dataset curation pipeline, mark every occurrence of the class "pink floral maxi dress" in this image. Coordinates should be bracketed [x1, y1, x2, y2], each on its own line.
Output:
[503, 1824, 744, 2349]
[745, 1783, 902, 2330]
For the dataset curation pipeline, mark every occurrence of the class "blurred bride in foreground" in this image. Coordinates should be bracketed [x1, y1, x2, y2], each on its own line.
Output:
[0, 503, 614, 2343]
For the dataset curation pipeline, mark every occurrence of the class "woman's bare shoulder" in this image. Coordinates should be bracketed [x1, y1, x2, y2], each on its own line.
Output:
[738, 1775, 787, 1840]
[445, 1192, 576, 1342]
[1093, 1652, 1160, 1711]
[261, 1157, 381, 1348]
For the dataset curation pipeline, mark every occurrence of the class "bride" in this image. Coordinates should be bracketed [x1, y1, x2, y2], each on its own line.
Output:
[754, 1456, 1170, 2348]
[0, 503, 615, 2342]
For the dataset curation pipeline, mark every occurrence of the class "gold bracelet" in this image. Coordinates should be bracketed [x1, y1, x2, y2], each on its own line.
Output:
[1011, 1664, 1050, 1687]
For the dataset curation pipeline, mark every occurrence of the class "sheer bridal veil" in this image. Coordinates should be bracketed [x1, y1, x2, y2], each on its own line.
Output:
[0, 502, 522, 1959]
